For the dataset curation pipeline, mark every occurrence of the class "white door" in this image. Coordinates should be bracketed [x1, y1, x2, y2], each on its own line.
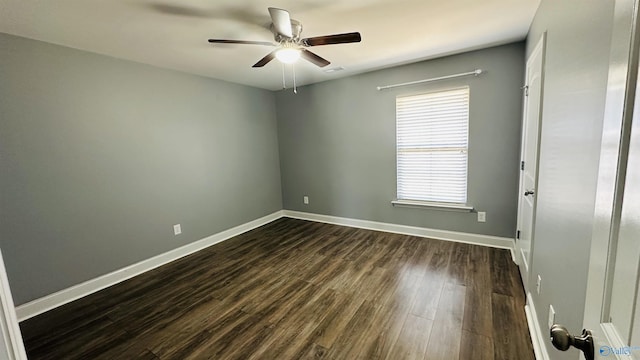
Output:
[515, 34, 545, 292]
[553, 0, 640, 359]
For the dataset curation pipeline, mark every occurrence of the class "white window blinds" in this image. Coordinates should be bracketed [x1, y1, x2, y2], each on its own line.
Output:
[396, 87, 469, 204]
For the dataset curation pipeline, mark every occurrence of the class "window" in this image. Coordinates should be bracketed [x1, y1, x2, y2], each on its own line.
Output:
[396, 87, 469, 205]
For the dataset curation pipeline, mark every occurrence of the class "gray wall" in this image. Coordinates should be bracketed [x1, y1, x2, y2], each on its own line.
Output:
[0, 33, 283, 305]
[526, 1, 614, 359]
[276, 43, 525, 238]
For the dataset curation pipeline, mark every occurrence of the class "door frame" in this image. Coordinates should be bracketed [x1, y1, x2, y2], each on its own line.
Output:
[0, 249, 27, 359]
[515, 32, 546, 291]
[584, 0, 640, 356]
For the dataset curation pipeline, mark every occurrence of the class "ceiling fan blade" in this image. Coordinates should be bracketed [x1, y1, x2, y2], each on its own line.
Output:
[268, 7, 293, 38]
[302, 32, 362, 47]
[301, 49, 330, 67]
[208, 39, 274, 46]
[252, 51, 277, 68]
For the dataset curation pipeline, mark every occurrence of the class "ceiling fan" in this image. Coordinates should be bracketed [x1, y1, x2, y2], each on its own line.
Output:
[207, 7, 362, 68]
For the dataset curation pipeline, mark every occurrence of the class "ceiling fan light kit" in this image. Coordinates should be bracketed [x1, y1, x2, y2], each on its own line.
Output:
[207, 7, 362, 91]
[275, 46, 301, 64]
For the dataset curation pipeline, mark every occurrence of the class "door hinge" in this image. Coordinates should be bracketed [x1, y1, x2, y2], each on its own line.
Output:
[521, 161, 525, 171]
[516, 230, 520, 240]
[522, 85, 529, 96]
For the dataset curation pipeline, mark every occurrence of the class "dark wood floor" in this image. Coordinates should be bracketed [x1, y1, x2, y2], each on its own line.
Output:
[20, 218, 534, 360]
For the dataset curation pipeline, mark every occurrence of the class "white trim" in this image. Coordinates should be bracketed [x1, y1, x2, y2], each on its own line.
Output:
[0, 250, 26, 359]
[390, 200, 474, 212]
[600, 323, 638, 360]
[525, 292, 551, 360]
[520, 248, 530, 273]
[15, 211, 284, 322]
[282, 210, 515, 256]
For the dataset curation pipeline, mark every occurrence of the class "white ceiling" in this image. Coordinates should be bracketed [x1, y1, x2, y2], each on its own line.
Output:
[0, 0, 540, 90]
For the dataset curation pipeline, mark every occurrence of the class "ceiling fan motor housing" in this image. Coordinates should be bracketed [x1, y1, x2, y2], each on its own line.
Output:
[271, 19, 302, 43]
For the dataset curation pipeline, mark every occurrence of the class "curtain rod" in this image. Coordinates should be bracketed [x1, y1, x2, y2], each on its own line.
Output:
[376, 69, 483, 91]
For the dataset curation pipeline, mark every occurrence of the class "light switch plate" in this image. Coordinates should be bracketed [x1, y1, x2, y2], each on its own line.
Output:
[173, 224, 182, 235]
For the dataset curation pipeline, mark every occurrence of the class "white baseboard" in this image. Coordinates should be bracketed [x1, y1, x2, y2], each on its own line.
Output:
[16, 209, 516, 322]
[525, 292, 551, 360]
[282, 210, 515, 255]
[15, 211, 284, 322]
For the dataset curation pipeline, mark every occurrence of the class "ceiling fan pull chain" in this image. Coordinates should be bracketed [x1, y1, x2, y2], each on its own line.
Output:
[281, 62, 286, 89]
[293, 64, 297, 94]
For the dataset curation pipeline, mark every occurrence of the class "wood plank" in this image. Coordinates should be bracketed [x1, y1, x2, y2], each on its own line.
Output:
[462, 285, 493, 337]
[424, 282, 466, 360]
[296, 342, 329, 359]
[490, 248, 516, 296]
[183, 313, 271, 360]
[325, 300, 379, 359]
[408, 239, 452, 320]
[467, 244, 492, 291]
[459, 330, 494, 360]
[410, 274, 444, 320]
[386, 314, 433, 360]
[25, 316, 130, 360]
[310, 292, 365, 349]
[93, 341, 155, 360]
[447, 242, 470, 285]
[356, 300, 412, 360]
[248, 288, 340, 359]
[373, 264, 422, 311]
[492, 292, 535, 360]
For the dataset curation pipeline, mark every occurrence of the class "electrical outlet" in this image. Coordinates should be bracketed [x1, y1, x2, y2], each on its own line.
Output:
[548, 305, 556, 328]
[303, 196, 309, 205]
[477, 211, 486, 222]
[536, 275, 542, 294]
[173, 224, 182, 235]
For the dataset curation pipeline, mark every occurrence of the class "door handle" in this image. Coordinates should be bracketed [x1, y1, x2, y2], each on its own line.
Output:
[550, 324, 594, 360]
[524, 189, 535, 196]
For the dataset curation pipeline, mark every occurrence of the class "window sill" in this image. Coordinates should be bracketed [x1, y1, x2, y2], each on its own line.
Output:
[391, 200, 474, 212]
